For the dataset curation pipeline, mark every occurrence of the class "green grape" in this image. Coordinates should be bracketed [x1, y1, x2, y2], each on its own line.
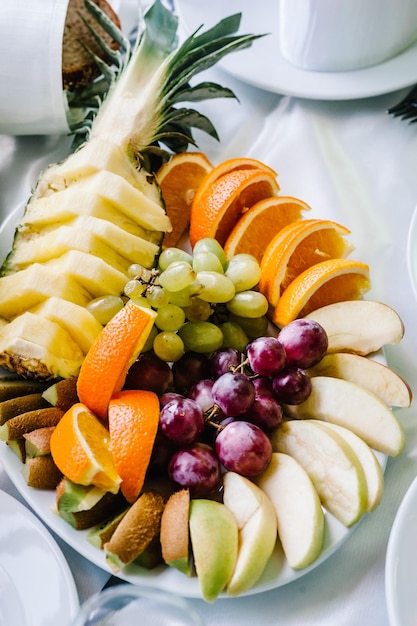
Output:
[153, 331, 185, 362]
[142, 324, 159, 351]
[158, 247, 193, 271]
[165, 281, 199, 307]
[229, 312, 269, 338]
[127, 263, 145, 278]
[220, 321, 249, 352]
[86, 295, 124, 325]
[183, 297, 213, 322]
[129, 295, 153, 309]
[155, 304, 186, 331]
[192, 251, 224, 274]
[225, 254, 262, 292]
[178, 321, 224, 353]
[193, 238, 227, 270]
[158, 261, 196, 292]
[124, 279, 145, 298]
[196, 271, 236, 303]
[226, 291, 269, 318]
[145, 285, 170, 308]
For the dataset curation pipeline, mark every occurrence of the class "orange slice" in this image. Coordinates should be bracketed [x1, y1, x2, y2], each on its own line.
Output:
[259, 219, 353, 307]
[224, 195, 311, 261]
[50, 403, 121, 493]
[108, 389, 160, 503]
[273, 258, 371, 327]
[77, 302, 157, 419]
[156, 152, 213, 248]
[189, 168, 280, 248]
[192, 156, 277, 212]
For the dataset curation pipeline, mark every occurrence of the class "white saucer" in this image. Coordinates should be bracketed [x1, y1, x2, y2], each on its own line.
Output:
[175, 0, 417, 100]
[0, 490, 79, 626]
[385, 474, 417, 626]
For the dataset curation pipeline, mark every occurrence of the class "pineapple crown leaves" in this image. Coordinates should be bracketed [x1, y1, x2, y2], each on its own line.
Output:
[67, 0, 266, 166]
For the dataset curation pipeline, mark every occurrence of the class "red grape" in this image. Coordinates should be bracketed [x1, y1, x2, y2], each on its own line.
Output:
[168, 442, 221, 497]
[209, 347, 241, 378]
[215, 421, 272, 476]
[241, 395, 283, 432]
[172, 351, 210, 393]
[246, 336, 286, 377]
[212, 372, 255, 416]
[278, 319, 328, 369]
[159, 397, 205, 447]
[272, 367, 312, 404]
[124, 352, 173, 395]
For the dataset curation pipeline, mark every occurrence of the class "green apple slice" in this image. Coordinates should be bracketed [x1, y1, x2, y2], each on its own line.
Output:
[255, 452, 324, 569]
[284, 376, 405, 457]
[308, 352, 412, 408]
[315, 420, 384, 512]
[305, 300, 404, 355]
[271, 419, 368, 527]
[222, 471, 277, 596]
[189, 499, 238, 602]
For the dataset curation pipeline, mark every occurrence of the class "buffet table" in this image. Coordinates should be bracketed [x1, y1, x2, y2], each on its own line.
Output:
[1, 3, 417, 624]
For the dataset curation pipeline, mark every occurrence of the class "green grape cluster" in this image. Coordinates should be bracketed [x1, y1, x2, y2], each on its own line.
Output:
[91, 238, 270, 363]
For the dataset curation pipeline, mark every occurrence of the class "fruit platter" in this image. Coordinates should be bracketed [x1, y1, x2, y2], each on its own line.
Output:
[0, 0, 412, 604]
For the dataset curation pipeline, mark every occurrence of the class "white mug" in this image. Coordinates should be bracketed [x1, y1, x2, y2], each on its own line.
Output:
[279, 0, 417, 72]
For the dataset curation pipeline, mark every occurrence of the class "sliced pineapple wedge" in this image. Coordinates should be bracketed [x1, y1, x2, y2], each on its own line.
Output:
[0, 312, 84, 379]
[44, 251, 129, 298]
[7, 216, 160, 273]
[30, 297, 103, 355]
[36, 138, 161, 203]
[0, 264, 90, 320]
[28, 170, 169, 234]
[20, 187, 160, 242]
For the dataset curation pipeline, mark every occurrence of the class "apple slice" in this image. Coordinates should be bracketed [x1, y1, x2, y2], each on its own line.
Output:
[189, 499, 238, 602]
[305, 300, 404, 355]
[271, 419, 368, 527]
[255, 452, 324, 569]
[284, 376, 405, 456]
[222, 471, 277, 596]
[308, 352, 411, 408]
[314, 420, 384, 512]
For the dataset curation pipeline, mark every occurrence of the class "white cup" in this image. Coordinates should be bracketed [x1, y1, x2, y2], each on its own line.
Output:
[278, 0, 417, 72]
[0, 0, 70, 135]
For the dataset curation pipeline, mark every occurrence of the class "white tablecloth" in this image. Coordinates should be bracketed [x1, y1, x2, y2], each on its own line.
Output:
[1, 31, 417, 626]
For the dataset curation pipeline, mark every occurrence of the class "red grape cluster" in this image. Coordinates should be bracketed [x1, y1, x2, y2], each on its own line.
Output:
[126, 318, 328, 498]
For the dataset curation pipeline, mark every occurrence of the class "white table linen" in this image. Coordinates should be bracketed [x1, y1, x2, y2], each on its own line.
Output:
[1, 59, 417, 625]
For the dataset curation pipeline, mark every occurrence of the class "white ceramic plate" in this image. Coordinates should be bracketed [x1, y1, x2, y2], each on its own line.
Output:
[0, 203, 387, 599]
[175, 0, 417, 100]
[0, 489, 79, 626]
[385, 475, 417, 626]
[407, 205, 417, 304]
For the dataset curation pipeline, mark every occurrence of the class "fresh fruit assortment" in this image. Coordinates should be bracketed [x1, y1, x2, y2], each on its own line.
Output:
[0, 1, 412, 605]
[0, 147, 411, 601]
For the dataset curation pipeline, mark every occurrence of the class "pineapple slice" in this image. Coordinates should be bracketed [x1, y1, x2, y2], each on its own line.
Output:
[0, 313, 84, 379]
[20, 187, 161, 242]
[0, 265, 90, 320]
[7, 216, 160, 273]
[36, 138, 161, 204]
[0, 0, 261, 379]
[26, 171, 170, 233]
[30, 297, 103, 355]
[44, 251, 128, 298]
